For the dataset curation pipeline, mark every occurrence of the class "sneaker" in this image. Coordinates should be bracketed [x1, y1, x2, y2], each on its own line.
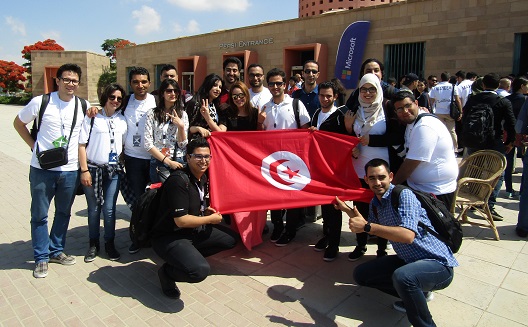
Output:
[105, 241, 121, 261]
[275, 232, 295, 247]
[386, 243, 393, 251]
[128, 243, 140, 254]
[376, 250, 387, 258]
[489, 208, 504, 221]
[348, 246, 367, 261]
[270, 227, 283, 242]
[314, 236, 328, 252]
[49, 253, 76, 265]
[392, 292, 434, 313]
[84, 245, 99, 263]
[323, 246, 338, 262]
[508, 191, 519, 199]
[33, 262, 48, 278]
[158, 266, 181, 299]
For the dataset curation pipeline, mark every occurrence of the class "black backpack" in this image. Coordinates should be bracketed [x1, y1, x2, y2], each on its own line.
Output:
[129, 170, 190, 248]
[391, 185, 463, 253]
[462, 96, 500, 148]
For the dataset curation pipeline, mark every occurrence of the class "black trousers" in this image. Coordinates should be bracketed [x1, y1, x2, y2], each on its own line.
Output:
[321, 204, 344, 248]
[270, 208, 303, 235]
[152, 226, 236, 283]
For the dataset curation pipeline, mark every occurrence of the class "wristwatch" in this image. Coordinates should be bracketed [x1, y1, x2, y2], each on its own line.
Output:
[364, 222, 372, 233]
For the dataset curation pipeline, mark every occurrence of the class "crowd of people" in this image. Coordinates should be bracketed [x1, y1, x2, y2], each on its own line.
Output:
[13, 58, 528, 326]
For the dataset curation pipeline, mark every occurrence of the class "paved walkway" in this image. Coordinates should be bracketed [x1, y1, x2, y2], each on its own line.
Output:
[1, 104, 527, 327]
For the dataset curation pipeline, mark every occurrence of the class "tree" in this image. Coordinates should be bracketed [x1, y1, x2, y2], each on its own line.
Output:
[101, 38, 136, 63]
[21, 39, 64, 74]
[0, 60, 27, 93]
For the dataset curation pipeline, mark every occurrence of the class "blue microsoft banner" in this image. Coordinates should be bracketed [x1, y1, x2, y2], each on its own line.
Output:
[334, 21, 371, 89]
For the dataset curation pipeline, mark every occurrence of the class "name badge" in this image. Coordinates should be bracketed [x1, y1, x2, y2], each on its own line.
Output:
[108, 152, 118, 165]
[132, 134, 141, 147]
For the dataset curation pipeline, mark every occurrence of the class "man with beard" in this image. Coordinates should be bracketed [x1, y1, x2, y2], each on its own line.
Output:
[292, 60, 321, 118]
[218, 57, 242, 108]
[247, 63, 272, 111]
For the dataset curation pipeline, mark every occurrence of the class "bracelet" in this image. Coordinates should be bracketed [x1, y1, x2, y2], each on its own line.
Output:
[81, 169, 89, 173]
[162, 156, 167, 164]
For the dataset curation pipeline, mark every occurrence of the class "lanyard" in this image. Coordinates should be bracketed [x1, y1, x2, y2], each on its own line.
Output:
[134, 99, 146, 134]
[195, 181, 205, 215]
[102, 108, 117, 152]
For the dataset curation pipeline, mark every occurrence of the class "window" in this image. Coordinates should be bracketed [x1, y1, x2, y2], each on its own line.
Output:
[384, 42, 426, 82]
[513, 33, 528, 76]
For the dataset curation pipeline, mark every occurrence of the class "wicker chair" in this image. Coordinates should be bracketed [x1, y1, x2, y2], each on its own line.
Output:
[453, 150, 507, 241]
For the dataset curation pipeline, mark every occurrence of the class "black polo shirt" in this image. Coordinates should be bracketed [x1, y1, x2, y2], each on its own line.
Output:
[150, 168, 209, 238]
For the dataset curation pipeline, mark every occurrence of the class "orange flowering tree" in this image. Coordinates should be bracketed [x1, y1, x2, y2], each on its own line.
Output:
[0, 60, 27, 93]
[21, 39, 64, 75]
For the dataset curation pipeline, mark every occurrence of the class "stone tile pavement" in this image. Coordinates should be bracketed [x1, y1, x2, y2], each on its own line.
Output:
[0, 104, 527, 326]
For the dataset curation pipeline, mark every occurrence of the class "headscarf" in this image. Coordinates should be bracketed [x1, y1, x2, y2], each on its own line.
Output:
[355, 73, 384, 136]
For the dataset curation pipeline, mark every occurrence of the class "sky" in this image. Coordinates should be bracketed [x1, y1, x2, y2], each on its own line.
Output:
[1, 0, 298, 66]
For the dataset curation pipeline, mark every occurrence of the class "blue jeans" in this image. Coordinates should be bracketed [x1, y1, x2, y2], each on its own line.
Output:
[354, 255, 454, 327]
[124, 154, 150, 200]
[517, 154, 528, 232]
[82, 167, 120, 241]
[29, 166, 79, 263]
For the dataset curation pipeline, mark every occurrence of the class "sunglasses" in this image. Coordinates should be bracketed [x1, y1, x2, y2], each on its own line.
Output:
[268, 82, 284, 87]
[164, 89, 177, 94]
[108, 95, 123, 102]
[304, 69, 319, 75]
[231, 93, 245, 100]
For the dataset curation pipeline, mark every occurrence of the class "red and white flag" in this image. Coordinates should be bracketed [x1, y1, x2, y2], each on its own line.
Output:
[208, 129, 373, 214]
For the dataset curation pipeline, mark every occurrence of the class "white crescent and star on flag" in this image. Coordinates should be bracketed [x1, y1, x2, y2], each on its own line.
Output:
[261, 151, 311, 191]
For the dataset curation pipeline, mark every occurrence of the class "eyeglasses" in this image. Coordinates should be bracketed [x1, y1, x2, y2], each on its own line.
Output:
[59, 77, 79, 85]
[189, 154, 212, 161]
[268, 82, 284, 87]
[164, 89, 177, 94]
[108, 95, 123, 102]
[231, 93, 245, 100]
[431, 79, 438, 83]
[359, 87, 377, 94]
[249, 73, 263, 78]
[395, 103, 414, 112]
[304, 69, 318, 75]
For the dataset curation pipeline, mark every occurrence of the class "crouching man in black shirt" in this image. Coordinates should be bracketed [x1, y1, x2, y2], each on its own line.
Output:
[150, 137, 237, 299]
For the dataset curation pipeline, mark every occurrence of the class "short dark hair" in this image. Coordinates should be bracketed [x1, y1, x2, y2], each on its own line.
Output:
[455, 71, 466, 79]
[364, 158, 390, 175]
[511, 77, 528, 93]
[440, 72, 450, 82]
[99, 83, 126, 110]
[466, 72, 478, 79]
[360, 58, 384, 79]
[186, 137, 210, 155]
[223, 57, 242, 70]
[318, 81, 338, 95]
[161, 64, 177, 74]
[392, 90, 416, 103]
[247, 63, 263, 72]
[290, 75, 300, 83]
[57, 63, 82, 80]
[303, 60, 319, 70]
[482, 73, 500, 90]
[266, 68, 286, 83]
[128, 66, 150, 83]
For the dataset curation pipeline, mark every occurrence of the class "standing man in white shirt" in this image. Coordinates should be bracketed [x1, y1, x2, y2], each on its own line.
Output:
[13, 63, 91, 278]
[122, 67, 158, 254]
[258, 68, 310, 246]
[247, 64, 272, 111]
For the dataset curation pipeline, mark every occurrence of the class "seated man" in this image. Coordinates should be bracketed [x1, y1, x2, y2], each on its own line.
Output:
[335, 158, 458, 327]
[150, 137, 237, 299]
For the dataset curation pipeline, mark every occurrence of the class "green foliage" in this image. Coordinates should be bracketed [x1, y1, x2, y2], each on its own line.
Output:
[0, 94, 32, 105]
[97, 67, 117, 89]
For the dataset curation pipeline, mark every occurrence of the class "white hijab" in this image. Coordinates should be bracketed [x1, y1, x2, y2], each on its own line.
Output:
[356, 73, 384, 136]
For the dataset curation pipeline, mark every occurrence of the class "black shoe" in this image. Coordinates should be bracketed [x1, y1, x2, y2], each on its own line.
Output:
[105, 240, 121, 261]
[128, 243, 140, 254]
[516, 227, 528, 238]
[270, 226, 283, 243]
[489, 208, 504, 221]
[323, 246, 338, 262]
[275, 232, 295, 247]
[314, 236, 328, 252]
[158, 266, 181, 299]
[84, 239, 99, 263]
[348, 246, 367, 261]
[376, 250, 387, 258]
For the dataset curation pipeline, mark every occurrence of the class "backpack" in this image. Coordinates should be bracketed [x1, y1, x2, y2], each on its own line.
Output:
[390, 185, 463, 253]
[30, 93, 88, 141]
[129, 170, 190, 248]
[292, 98, 301, 128]
[462, 96, 500, 148]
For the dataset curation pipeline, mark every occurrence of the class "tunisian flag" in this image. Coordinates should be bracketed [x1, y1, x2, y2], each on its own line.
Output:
[208, 129, 373, 214]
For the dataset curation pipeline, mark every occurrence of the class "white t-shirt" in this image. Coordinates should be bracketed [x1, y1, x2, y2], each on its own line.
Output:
[456, 79, 473, 107]
[316, 105, 337, 129]
[249, 88, 273, 111]
[262, 95, 310, 130]
[429, 82, 459, 115]
[123, 93, 157, 159]
[79, 112, 127, 165]
[18, 92, 89, 171]
[404, 115, 458, 194]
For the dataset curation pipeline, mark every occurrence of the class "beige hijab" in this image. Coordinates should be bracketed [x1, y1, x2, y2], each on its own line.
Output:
[355, 73, 384, 136]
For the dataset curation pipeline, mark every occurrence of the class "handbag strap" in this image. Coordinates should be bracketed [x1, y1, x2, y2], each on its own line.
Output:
[36, 97, 79, 155]
[450, 84, 455, 103]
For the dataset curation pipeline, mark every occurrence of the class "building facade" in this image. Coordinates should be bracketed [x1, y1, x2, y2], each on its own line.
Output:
[298, 0, 403, 18]
[116, 0, 528, 95]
